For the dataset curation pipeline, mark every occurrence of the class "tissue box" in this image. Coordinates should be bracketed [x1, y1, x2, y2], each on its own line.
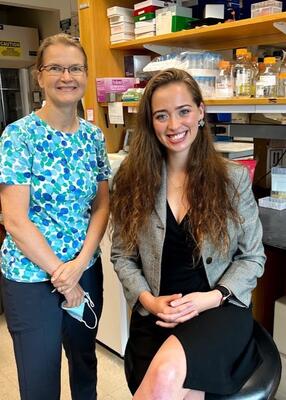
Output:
[96, 78, 135, 102]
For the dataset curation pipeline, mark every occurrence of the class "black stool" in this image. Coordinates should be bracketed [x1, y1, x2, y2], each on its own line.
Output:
[124, 320, 281, 400]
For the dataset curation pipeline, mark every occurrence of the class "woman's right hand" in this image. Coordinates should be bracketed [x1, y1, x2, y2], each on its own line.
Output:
[139, 291, 182, 319]
[63, 284, 85, 308]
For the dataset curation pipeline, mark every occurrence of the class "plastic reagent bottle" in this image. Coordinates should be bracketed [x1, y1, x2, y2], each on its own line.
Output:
[233, 48, 254, 97]
[216, 60, 233, 98]
[256, 57, 277, 98]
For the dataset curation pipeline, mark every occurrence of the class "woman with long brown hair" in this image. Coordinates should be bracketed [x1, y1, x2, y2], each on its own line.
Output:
[111, 68, 265, 400]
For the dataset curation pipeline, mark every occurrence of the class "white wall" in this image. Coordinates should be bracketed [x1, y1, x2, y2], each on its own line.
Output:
[0, 0, 77, 20]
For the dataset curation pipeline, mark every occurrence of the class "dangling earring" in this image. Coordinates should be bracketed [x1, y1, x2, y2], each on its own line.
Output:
[198, 119, 205, 128]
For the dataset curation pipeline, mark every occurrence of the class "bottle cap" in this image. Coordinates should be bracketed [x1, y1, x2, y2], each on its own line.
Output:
[236, 48, 247, 56]
[219, 60, 230, 69]
[264, 57, 276, 64]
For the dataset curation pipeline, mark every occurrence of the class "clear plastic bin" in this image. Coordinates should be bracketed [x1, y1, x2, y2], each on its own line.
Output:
[251, 1, 282, 17]
[258, 196, 286, 210]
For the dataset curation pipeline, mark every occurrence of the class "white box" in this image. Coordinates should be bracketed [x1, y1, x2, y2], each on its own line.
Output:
[274, 296, 286, 354]
[135, 25, 156, 34]
[110, 32, 135, 43]
[107, 6, 133, 18]
[0, 24, 39, 68]
[134, 0, 168, 10]
[204, 4, 225, 19]
[135, 31, 156, 39]
[111, 23, 134, 35]
[109, 15, 134, 24]
[156, 5, 193, 18]
[135, 19, 156, 28]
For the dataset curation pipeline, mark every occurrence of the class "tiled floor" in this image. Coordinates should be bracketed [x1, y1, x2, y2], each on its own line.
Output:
[0, 313, 132, 400]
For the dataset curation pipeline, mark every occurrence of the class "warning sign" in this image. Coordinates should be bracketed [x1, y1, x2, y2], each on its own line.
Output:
[0, 40, 21, 57]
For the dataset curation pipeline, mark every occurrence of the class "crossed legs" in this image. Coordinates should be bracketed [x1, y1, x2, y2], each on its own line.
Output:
[133, 334, 205, 400]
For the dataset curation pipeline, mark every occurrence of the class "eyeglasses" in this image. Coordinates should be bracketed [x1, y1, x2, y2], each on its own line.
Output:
[39, 64, 87, 76]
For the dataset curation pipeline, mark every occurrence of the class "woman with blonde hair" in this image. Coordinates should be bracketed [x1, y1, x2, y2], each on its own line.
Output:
[111, 68, 265, 400]
[0, 33, 111, 399]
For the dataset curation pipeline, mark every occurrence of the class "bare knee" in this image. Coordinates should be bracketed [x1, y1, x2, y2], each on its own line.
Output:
[148, 361, 180, 397]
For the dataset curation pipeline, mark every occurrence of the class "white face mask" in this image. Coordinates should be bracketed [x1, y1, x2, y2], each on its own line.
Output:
[61, 292, 97, 329]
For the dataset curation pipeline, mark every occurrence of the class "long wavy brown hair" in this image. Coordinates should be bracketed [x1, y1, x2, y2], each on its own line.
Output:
[110, 68, 240, 254]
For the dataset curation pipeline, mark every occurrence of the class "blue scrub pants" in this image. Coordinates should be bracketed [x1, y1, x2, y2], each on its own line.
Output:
[1, 257, 103, 400]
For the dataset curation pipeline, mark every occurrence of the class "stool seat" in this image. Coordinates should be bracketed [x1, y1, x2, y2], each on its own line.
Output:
[125, 320, 281, 400]
[206, 321, 281, 400]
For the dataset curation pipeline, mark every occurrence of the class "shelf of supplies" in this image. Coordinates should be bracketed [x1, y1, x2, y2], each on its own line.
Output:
[100, 98, 286, 113]
[110, 13, 286, 51]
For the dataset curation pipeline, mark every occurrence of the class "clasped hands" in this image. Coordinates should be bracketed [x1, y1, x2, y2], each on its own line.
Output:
[147, 291, 221, 328]
[51, 259, 85, 307]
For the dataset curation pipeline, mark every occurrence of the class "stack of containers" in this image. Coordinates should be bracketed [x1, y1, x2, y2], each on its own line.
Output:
[107, 6, 134, 44]
[155, 4, 195, 35]
[133, 0, 169, 39]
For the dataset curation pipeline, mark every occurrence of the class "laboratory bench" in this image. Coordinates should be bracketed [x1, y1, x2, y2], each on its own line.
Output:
[252, 207, 286, 333]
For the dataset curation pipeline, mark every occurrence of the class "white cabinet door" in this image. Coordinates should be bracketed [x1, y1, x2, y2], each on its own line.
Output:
[97, 230, 129, 357]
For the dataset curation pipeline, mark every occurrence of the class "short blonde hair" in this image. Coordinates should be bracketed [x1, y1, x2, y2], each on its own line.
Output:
[35, 33, 88, 71]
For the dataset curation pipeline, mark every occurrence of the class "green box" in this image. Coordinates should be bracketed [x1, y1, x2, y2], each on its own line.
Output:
[171, 16, 198, 32]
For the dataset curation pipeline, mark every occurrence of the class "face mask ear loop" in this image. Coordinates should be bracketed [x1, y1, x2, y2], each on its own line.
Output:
[82, 294, 97, 329]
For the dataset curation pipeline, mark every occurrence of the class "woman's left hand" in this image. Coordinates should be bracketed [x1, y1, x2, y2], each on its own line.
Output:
[51, 259, 86, 294]
[156, 290, 222, 328]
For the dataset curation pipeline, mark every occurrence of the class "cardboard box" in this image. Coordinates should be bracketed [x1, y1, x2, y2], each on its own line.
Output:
[96, 78, 135, 102]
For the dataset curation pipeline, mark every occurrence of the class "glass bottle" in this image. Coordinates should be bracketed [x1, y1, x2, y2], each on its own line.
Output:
[233, 48, 254, 97]
[215, 60, 233, 98]
[256, 57, 278, 98]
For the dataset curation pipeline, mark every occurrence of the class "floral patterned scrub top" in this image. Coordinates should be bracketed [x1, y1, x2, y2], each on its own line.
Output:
[0, 112, 111, 283]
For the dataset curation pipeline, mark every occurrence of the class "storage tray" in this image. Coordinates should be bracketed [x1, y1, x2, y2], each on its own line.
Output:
[258, 196, 286, 210]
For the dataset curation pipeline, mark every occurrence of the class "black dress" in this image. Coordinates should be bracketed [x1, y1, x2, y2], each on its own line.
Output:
[126, 202, 261, 396]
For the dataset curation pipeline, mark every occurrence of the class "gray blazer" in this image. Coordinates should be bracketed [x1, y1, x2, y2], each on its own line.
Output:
[111, 162, 266, 316]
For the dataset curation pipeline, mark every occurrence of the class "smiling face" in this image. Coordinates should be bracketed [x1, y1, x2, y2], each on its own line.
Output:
[37, 43, 87, 108]
[151, 82, 204, 160]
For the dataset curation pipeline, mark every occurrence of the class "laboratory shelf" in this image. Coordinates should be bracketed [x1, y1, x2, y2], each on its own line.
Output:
[110, 13, 286, 51]
[100, 98, 286, 113]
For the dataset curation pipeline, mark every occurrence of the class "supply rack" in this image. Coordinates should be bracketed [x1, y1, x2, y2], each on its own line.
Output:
[78, 1, 286, 152]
